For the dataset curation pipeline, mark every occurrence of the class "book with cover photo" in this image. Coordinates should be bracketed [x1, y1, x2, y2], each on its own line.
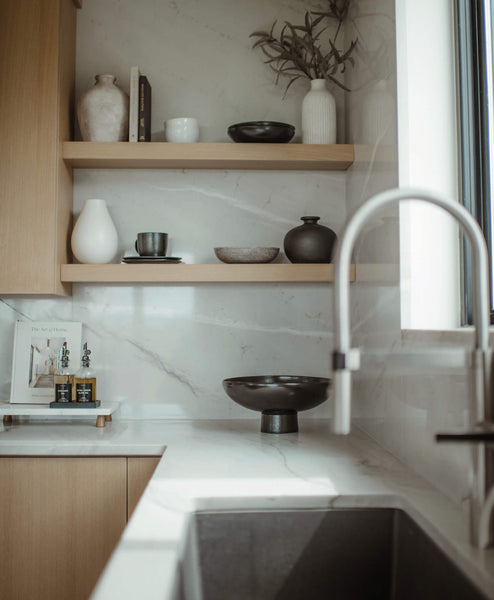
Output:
[9, 321, 82, 404]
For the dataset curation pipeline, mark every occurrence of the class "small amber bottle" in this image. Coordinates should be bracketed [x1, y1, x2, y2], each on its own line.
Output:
[75, 343, 97, 403]
[54, 342, 74, 403]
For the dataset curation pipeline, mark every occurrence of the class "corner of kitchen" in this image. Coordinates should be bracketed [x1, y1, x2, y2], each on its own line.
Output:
[1, 0, 494, 599]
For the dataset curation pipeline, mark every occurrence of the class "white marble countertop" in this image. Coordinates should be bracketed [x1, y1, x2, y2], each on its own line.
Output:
[0, 418, 167, 455]
[2, 418, 494, 598]
[85, 419, 494, 600]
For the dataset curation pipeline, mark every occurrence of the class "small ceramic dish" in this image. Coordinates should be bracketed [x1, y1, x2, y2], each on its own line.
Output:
[214, 247, 280, 264]
[227, 121, 295, 143]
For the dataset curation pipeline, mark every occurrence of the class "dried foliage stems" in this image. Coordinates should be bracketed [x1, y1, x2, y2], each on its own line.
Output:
[250, 0, 356, 94]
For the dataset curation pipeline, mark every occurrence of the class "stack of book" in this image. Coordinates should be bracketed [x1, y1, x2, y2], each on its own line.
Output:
[129, 66, 151, 142]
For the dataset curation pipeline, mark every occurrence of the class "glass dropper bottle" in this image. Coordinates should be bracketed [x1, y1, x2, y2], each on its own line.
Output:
[75, 343, 97, 403]
[54, 342, 73, 403]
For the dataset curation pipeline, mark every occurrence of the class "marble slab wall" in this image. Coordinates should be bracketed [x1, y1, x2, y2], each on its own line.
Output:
[0, 0, 347, 421]
[75, 0, 347, 144]
[344, 0, 471, 507]
[0, 0, 473, 508]
[69, 168, 345, 419]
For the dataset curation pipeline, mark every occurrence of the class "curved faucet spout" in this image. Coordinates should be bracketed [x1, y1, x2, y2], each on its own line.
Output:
[331, 186, 493, 548]
[331, 187, 490, 435]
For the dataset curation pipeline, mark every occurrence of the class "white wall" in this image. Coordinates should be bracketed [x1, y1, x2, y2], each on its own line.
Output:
[0, 0, 474, 508]
[0, 0, 347, 420]
[75, 0, 347, 143]
[345, 0, 471, 507]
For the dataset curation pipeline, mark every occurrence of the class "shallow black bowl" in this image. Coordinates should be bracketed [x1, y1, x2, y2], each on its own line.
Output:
[227, 121, 295, 143]
[223, 375, 330, 433]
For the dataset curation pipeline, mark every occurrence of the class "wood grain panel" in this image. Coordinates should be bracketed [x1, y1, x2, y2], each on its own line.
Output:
[63, 142, 354, 170]
[127, 457, 161, 520]
[61, 263, 357, 283]
[0, 0, 75, 295]
[0, 457, 127, 600]
[56, 0, 77, 296]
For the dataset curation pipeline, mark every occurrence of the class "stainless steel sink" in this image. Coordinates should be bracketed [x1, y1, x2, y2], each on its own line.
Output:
[176, 508, 488, 600]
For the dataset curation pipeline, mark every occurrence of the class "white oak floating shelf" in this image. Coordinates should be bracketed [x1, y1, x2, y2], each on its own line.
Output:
[62, 142, 354, 171]
[61, 264, 357, 284]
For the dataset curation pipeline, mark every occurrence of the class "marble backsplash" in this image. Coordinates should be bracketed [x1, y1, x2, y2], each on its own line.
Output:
[0, 0, 349, 420]
[75, 0, 347, 143]
[0, 0, 475, 511]
[0, 168, 345, 420]
[343, 0, 471, 508]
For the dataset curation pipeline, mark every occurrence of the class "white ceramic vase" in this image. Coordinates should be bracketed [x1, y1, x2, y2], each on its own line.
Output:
[301, 79, 337, 144]
[71, 199, 118, 264]
[77, 74, 129, 142]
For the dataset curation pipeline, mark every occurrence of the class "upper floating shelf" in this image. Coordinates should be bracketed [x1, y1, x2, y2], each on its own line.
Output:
[60, 263, 356, 284]
[62, 142, 354, 171]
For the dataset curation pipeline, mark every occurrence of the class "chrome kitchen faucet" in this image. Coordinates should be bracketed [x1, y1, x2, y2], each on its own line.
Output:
[331, 187, 494, 548]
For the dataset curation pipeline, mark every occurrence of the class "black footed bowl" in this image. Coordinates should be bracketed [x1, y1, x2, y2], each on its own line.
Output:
[227, 121, 295, 143]
[223, 375, 330, 433]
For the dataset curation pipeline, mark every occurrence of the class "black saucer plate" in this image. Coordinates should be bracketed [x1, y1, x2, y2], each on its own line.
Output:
[122, 256, 182, 264]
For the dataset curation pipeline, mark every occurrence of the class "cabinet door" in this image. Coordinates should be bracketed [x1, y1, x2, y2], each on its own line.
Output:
[127, 456, 161, 519]
[0, 457, 127, 600]
[0, 0, 75, 295]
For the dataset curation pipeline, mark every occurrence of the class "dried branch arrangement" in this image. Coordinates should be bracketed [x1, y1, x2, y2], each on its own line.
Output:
[250, 0, 356, 94]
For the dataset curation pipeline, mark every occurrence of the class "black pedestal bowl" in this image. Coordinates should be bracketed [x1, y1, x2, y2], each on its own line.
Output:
[223, 375, 330, 433]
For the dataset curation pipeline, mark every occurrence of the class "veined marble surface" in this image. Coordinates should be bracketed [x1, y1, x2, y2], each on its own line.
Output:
[75, 0, 347, 143]
[0, 0, 349, 423]
[59, 419, 493, 600]
[0, 418, 166, 456]
[0, 3, 481, 582]
[0, 167, 345, 423]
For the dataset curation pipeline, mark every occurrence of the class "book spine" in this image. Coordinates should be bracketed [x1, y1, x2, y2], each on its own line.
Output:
[138, 75, 152, 142]
[128, 66, 140, 142]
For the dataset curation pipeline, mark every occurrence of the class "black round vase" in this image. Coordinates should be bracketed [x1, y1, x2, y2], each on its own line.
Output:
[283, 216, 337, 263]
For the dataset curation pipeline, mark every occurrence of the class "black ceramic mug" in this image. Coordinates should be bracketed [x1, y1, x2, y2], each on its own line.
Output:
[135, 232, 168, 257]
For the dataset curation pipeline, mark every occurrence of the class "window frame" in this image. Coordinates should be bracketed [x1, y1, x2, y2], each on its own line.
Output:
[456, 0, 494, 324]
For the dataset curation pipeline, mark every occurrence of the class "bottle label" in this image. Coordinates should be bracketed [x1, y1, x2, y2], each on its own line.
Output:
[76, 383, 93, 403]
[55, 383, 72, 403]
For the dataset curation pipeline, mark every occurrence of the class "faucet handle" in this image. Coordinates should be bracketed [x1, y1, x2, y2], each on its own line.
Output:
[332, 348, 361, 372]
[436, 423, 494, 443]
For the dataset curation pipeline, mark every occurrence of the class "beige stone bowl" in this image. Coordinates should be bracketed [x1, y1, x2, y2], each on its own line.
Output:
[214, 247, 280, 264]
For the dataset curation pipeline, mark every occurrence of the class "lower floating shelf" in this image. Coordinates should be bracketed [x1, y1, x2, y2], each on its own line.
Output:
[60, 263, 356, 284]
[0, 401, 119, 428]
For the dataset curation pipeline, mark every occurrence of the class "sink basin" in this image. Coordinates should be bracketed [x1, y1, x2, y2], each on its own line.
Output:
[177, 508, 488, 600]
[222, 375, 330, 433]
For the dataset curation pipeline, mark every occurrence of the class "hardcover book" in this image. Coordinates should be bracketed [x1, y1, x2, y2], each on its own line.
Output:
[128, 66, 140, 142]
[138, 75, 152, 142]
[9, 321, 82, 404]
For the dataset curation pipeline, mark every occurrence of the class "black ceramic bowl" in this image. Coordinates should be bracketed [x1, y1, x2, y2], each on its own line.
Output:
[223, 375, 330, 433]
[227, 121, 295, 143]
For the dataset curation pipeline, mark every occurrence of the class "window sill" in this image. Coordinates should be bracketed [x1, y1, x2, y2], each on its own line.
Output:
[401, 327, 494, 347]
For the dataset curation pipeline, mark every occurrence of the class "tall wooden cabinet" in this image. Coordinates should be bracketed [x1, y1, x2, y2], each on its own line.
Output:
[0, 0, 77, 295]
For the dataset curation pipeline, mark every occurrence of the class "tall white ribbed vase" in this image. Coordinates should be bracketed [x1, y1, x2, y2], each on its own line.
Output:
[301, 79, 337, 144]
[71, 199, 118, 264]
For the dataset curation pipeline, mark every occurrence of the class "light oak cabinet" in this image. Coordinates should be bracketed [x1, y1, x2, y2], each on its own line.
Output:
[0, 0, 77, 295]
[0, 455, 160, 600]
[127, 456, 161, 520]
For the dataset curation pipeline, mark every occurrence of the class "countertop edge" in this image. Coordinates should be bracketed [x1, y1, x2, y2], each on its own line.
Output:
[88, 421, 494, 600]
